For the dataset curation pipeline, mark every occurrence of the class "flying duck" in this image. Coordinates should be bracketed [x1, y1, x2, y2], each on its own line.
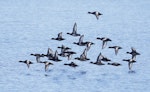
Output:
[30, 54, 44, 63]
[107, 62, 121, 66]
[64, 62, 78, 68]
[40, 61, 53, 71]
[123, 59, 136, 70]
[49, 50, 62, 62]
[74, 35, 94, 46]
[51, 32, 65, 41]
[75, 48, 90, 61]
[108, 46, 122, 55]
[19, 60, 33, 68]
[126, 47, 140, 60]
[88, 11, 102, 20]
[99, 53, 111, 62]
[97, 37, 112, 49]
[90, 52, 105, 65]
[67, 22, 81, 36]
[42, 48, 54, 60]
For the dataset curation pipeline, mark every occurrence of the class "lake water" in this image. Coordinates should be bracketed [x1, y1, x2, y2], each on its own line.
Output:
[0, 0, 150, 92]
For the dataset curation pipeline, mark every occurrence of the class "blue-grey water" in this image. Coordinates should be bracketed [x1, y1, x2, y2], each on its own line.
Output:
[0, 0, 150, 92]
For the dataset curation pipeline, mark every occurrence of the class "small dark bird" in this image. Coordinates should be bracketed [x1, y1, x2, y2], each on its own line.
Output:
[90, 52, 105, 65]
[73, 35, 94, 46]
[67, 22, 81, 36]
[108, 46, 122, 55]
[99, 53, 111, 62]
[50, 50, 62, 62]
[40, 61, 53, 71]
[126, 47, 140, 60]
[123, 59, 136, 70]
[107, 62, 121, 66]
[88, 11, 102, 20]
[58, 45, 71, 57]
[64, 62, 78, 68]
[75, 48, 90, 61]
[30, 54, 44, 63]
[42, 48, 54, 60]
[51, 32, 65, 41]
[19, 60, 33, 68]
[97, 37, 112, 49]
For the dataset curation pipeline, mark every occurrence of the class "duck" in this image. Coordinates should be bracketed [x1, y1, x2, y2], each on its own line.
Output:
[19, 60, 33, 68]
[90, 52, 105, 65]
[74, 35, 94, 46]
[67, 22, 81, 36]
[107, 62, 121, 66]
[108, 46, 122, 55]
[99, 53, 111, 62]
[51, 32, 65, 41]
[49, 50, 62, 62]
[42, 48, 54, 60]
[126, 47, 140, 60]
[40, 61, 53, 71]
[97, 37, 112, 49]
[123, 59, 136, 70]
[86, 42, 93, 51]
[88, 11, 102, 20]
[58, 45, 71, 57]
[64, 62, 78, 68]
[30, 54, 44, 63]
[75, 48, 90, 61]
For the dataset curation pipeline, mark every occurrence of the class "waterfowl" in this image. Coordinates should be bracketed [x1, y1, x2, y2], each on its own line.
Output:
[75, 48, 90, 61]
[107, 62, 121, 66]
[67, 22, 81, 36]
[126, 47, 140, 60]
[86, 42, 93, 51]
[73, 35, 94, 46]
[90, 52, 105, 65]
[42, 48, 54, 60]
[108, 46, 122, 55]
[88, 11, 102, 20]
[100, 53, 111, 62]
[19, 60, 33, 68]
[97, 37, 112, 49]
[123, 59, 136, 70]
[57, 45, 71, 50]
[64, 62, 78, 68]
[51, 32, 65, 41]
[40, 61, 53, 71]
[50, 50, 62, 62]
[30, 54, 44, 63]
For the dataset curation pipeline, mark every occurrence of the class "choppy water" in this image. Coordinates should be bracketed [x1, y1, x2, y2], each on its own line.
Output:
[0, 0, 150, 92]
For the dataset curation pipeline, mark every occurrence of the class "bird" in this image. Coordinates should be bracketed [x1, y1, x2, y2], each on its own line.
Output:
[88, 11, 102, 20]
[108, 46, 122, 55]
[97, 37, 112, 49]
[99, 53, 111, 62]
[30, 53, 44, 63]
[75, 48, 90, 61]
[107, 62, 121, 66]
[64, 62, 78, 68]
[58, 45, 71, 57]
[67, 22, 81, 36]
[86, 42, 93, 51]
[40, 61, 53, 71]
[123, 59, 136, 70]
[73, 35, 94, 46]
[126, 47, 140, 60]
[19, 60, 33, 68]
[42, 48, 54, 60]
[90, 52, 105, 65]
[51, 32, 65, 41]
[49, 50, 62, 62]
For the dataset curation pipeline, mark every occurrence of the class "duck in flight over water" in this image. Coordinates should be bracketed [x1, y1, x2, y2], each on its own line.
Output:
[67, 22, 81, 36]
[19, 60, 33, 69]
[88, 11, 102, 20]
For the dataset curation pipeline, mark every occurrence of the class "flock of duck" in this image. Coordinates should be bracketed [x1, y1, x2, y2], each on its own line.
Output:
[19, 11, 140, 72]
